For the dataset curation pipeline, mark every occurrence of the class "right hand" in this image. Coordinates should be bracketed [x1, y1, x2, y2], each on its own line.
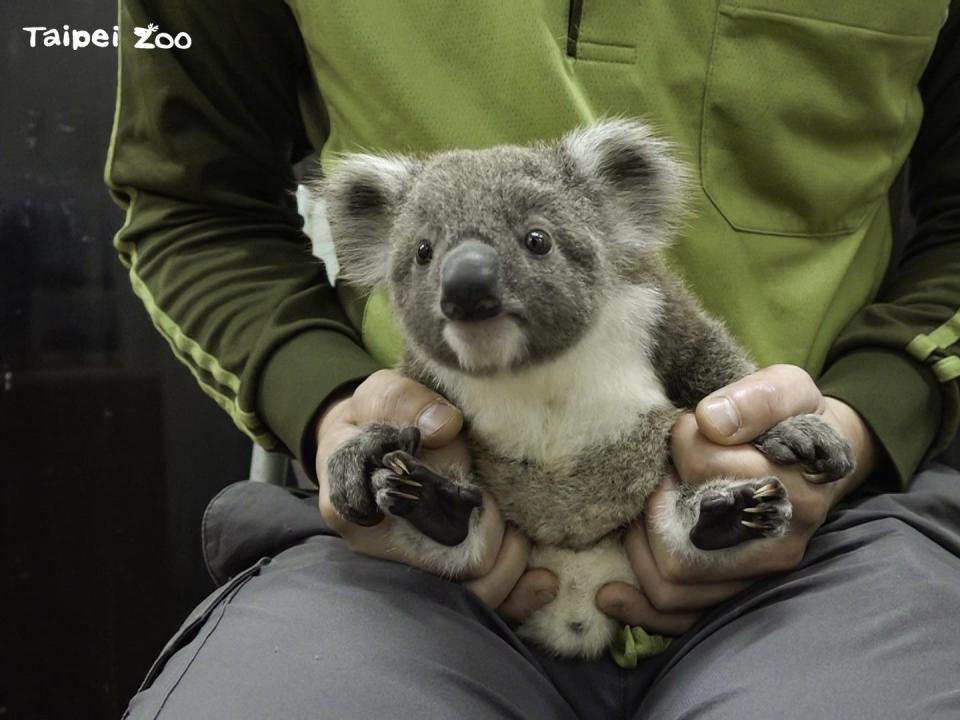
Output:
[315, 369, 557, 623]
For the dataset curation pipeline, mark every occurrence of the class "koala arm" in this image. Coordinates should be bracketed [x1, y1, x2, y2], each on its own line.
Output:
[650, 276, 756, 410]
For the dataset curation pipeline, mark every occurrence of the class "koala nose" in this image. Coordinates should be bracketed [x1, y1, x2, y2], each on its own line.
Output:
[440, 240, 502, 321]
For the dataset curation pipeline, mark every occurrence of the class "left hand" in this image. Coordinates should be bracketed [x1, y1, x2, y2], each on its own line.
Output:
[597, 364, 878, 634]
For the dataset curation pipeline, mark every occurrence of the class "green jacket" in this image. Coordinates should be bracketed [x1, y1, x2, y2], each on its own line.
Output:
[106, 0, 960, 488]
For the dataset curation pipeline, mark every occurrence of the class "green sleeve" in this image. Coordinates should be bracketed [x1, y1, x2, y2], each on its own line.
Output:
[818, 1, 960, 490]
[105, 0, 381, 465]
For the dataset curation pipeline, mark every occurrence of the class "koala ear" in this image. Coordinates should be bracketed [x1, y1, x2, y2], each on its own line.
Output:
[559, 119, 687, 248]
[319, 153, 418, 289]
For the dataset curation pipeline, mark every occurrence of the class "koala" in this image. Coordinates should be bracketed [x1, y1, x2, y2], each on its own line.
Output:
[310, 120, 854, 659]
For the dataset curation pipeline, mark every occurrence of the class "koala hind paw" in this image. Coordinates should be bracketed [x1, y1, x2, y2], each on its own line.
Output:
[689, 478, 790, 551]
[374, 450, 482, 547]
[326, 423, 422, 526]
[753, 413, 855, 483]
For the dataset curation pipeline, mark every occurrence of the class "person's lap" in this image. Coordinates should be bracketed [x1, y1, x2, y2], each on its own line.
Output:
[125, 465, 960, 720]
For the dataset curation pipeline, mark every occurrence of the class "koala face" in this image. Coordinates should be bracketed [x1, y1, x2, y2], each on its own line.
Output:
[322, 120, 684, 375]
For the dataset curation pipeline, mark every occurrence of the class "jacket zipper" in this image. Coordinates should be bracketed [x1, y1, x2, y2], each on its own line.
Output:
[567, 0, 584, 57]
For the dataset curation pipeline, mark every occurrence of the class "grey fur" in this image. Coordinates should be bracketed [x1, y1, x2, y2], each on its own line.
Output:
[467, 405, 682, 550]
[316, 120, 855, 658]
[755, 414, 856, 480]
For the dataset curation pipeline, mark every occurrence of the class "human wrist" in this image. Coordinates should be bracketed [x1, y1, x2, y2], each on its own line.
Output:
[823, 396, 878, 506]
[316, 388, 356, 442]
[817, 350, 941, 490]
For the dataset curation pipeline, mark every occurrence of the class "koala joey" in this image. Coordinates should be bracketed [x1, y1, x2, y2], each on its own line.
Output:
[312, 120, 855, 660]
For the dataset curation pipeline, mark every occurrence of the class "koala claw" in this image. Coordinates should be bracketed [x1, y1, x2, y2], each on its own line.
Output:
[375, 450, 482, 547]
[752, 481, 782, 500]
[326, 423, 423, 527]
[689, 478, 790, 551]
[753, 413, 855, 482]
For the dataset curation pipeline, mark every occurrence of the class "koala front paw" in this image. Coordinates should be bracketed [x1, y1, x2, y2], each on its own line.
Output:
[753, 413, 855, 483]
[374, 450, 482, 546]
[326, 423, 421, 526]
[689, 478, 791, 550]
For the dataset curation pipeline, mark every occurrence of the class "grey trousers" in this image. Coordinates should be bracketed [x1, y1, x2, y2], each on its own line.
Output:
[125, 465, 960, 720]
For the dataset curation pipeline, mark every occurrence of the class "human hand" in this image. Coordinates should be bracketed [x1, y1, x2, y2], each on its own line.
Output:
[597, 364, 877, 634]
[316, 369, 557, 620]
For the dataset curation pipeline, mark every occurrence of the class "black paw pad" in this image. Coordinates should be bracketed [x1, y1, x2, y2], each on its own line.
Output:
[690, 479, 789, 551]
[375, 450, 482, 547]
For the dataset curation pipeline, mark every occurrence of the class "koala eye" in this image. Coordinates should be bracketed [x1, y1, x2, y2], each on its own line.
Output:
[524, 229, 552, 256]
[416, 239, 433, 265]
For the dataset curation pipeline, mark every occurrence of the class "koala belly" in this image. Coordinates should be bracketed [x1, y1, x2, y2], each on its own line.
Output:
[472, 452, 655, 549]
[469, 407, 675, 550]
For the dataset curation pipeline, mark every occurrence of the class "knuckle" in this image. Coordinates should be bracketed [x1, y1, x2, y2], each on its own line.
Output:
[682, 454, 713, 482]
[770, 364, 818, 404]
[774, 363, 814, 387]
[371, 374, 414, 422]
[752, 380, 786, 419]
[646, 584, 678, 613]
[660, 557, 687, 583]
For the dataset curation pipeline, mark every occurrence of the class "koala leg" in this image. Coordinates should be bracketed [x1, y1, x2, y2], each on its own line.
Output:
[686, 477, 791, 550]
[652, 477, 793, 566]
[326, 422, 414, 527]
[327, 423, 482, 547]
[753, 413, 855, 483]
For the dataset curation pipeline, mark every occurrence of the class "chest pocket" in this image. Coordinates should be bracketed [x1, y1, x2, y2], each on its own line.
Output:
[700, 2, 946, 237]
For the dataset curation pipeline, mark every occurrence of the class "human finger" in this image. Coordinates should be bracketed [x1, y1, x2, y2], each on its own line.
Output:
[351, 368, 464, 447]
[463, 526, 532, 610]
[595, 582, 700, 636]
[695, 364, 824, 445]
[496, 568, 559, 624]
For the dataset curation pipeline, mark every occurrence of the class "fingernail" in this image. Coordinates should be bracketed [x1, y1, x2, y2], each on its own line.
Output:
[535, 589, 557, 604]
[417, 400, 453, 436]
[702, 396, 741, 437]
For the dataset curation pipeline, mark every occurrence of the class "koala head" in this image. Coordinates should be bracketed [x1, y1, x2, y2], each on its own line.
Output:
[321, 120, 685, 375]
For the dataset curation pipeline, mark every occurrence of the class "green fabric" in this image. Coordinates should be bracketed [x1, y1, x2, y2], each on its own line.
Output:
[610, 625, 673, 669]
[819, 350, 946, 490]
[107, 0, 960, 475]
[362, 290, 405, 370]
[907, 309, 960, 361]
[933, 356, 960, 383]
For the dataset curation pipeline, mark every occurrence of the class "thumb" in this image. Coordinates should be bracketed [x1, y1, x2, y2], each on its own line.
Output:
[415, 397, 463, 448]
[695, 364, 822, 445]
[353, 369, 464, 448]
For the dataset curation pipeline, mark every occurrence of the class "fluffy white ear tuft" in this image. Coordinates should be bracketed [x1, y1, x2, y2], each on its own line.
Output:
[315, 153, 419, 289]
[559, 119, 688, 250]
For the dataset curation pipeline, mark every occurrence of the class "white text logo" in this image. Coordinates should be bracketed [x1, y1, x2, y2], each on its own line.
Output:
[22, 23, 191, 50]
[133, 23, 192, 50]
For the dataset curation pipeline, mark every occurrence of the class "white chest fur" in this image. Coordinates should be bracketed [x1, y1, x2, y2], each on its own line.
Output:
[431, 286, 671, 464]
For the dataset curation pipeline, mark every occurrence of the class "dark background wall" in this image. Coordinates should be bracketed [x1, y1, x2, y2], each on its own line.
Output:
[1, 2, 249, 718]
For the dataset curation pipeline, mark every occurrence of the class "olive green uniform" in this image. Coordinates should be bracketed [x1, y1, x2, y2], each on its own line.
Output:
[107, 0, 960, 488]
